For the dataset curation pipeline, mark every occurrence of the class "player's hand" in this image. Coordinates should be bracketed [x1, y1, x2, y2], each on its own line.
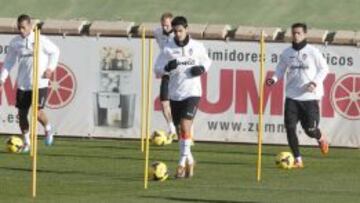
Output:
[266, 78, 275, 86]
[43, 68, 53, 79]
[0, 83, 3, 93]
[190, 65, 205, 76]
[164, 59, 178, 72]
[306, 82, 317, 92]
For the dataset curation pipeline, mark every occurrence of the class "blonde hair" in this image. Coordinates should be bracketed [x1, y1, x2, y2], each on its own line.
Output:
[161, 12, 173, 21]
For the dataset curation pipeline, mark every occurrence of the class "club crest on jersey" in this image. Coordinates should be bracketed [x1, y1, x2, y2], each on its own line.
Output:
[189, 48, 193, 56]
[302, 53, 307, 60]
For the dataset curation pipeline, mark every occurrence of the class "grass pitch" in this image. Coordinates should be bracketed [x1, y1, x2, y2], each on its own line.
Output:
[0, 137, 359, 203]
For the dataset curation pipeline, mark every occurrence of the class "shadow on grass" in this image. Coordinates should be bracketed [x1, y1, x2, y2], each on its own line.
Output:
[0, 149, 275, 169]
[54, 140, 276, 157]
[152, 148, 276, 158]
[42, 152, 145, 161]
[0, 166, 142, 181]
[41, 152, 257, 167]
[45, 142, 360, 162]
[140, 195, 259, 203]
[57, 143, 139, 151]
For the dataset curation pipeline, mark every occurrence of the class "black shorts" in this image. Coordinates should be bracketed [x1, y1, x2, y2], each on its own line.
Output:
[16, 88, 48, 110]
[284, 98, 320, 130]
[160, 75, 169, 101]
[170, 97, 200, 126]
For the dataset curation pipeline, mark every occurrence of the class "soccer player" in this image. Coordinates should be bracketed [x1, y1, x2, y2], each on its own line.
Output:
[0, 14, 60, 152]
[155, 16, 212, 178]
[266, 23, 329, 168]
[154, 12, 174, 51]
[153, 12, 177, 139]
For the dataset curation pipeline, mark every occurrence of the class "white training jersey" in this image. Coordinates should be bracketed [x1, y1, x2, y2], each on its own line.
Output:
[155, 37, 212, 101]
[153, 27, 174, 50]
[0, 31, 60, 90]
[272, 44, 329, 101]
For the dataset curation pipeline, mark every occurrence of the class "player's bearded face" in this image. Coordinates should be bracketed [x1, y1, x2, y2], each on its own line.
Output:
[173, 25, 187, 42]
[291, 27, 306, 44]
[17, 21, 32, 38]
[161, 18, 172, 33]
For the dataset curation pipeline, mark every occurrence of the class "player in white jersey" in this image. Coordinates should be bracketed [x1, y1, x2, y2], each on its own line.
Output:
[153, 12, 177, 139]
[266, 23, 329, 168]
[155, 16, 212, 178]
[0, 14, 60, 152]
[154, 12, 174, 50]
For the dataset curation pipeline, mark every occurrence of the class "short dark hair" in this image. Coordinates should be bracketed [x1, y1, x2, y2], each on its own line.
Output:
[17, 14, 31, 24]
[161, 12, 173, 21]
[291, 23, 307, 33]
[171, 16, 188, 28]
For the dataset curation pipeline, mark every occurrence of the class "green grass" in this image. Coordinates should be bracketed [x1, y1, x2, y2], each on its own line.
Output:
[0, 137, 359, 203]
[1, 0, 360, 30]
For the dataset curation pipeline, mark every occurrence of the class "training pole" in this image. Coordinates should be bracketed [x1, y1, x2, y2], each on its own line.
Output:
[144, 38, 153, 189]
[257, 30, 265, 182]
[140, 27, 146, 152]
[31, 25, 40, 197]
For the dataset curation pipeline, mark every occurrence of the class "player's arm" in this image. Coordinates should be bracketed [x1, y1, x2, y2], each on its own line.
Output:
[154, 48, 177, 76]
[266, 52, 288, 86]
[41, 36, 60, 79]
[305, 49, 329, 92]
[0, 42, 17, 86]
[154, 50, 168, 77]
[312, 49, 329, 87]
[153, 28, 162, 50]
[190, 43, 211, 77]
